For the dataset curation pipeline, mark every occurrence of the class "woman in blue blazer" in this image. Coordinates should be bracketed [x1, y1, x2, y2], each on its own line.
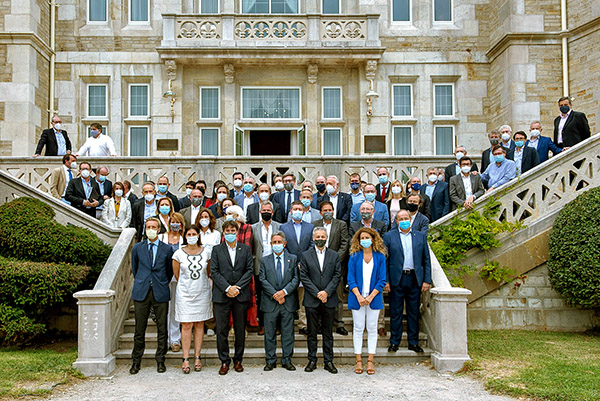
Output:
[347, 227, 387, 375]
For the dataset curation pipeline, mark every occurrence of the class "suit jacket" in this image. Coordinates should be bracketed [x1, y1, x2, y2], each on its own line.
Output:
[131, 199, 157, 242]
[349, 220, 388, 239]
[525, 136, 562, 163]
[280, 220, 314, 260]
[383, 229, 431, 287]
[316, 191, 353, 223]
[399, 193, 431, 222]
[350, 200, 390, 227]
[390, 212, 430, 236]
[64, 177, 102, 214]
[35, 128, 72, 156]
[210, 241, 254, 303]
[49, 166, 69, 199]
[347, 251, 387, 310]
[311, 191, 327, 209]
[507, 146, 540, 174]
[208, 202, 221, 219]
[299, 247, 342, 308]
[449, 173, 485, 210]
[125, 191, 138, 205]
[421, 182, 450, 222]
[94, 178, 112, 204]
[481, 146, 514, 173]
[312, 218, 349, 262]
[553, 110, 591, 148]
[234, 192, 260, 213]
[102, 197, 132, 229]
[259, 251, 299, 313]
[131, 240, 174, 303]
[285, 207, 322, 224]
[375, 182, 391, 203]
[179, 205, 195, 228]
[444, 162, 479, 181]
[272, 189, 301, 215]
[251, 220, 282, 275]
[247, 201, 283, 225]
[179, 195, 208, 210]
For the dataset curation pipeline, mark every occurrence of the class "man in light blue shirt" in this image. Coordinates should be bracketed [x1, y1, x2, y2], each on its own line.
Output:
[480, 145, 517, 192]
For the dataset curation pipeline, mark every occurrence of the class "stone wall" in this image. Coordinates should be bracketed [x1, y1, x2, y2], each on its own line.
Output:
[567, 0, 600, 30]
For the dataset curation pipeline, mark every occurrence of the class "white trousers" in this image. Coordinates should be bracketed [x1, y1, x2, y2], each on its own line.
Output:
[352, 305, 380, 355]
[168, 280, 181, 345]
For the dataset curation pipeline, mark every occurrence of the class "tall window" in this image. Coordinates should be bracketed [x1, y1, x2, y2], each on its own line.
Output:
[130, 0, 149, 22]
[434, 0, 452, 22]
[323, 129, 341, 155]
[393, 127, 412, 155]
[88, 0, 107, 22]
[322, 87, 341, 119]
[88, 84, 107, 117]
[200, 128, 219, 155]
[322, 0, 340, 14]
[201, 0, 219, 13]
[242, 88, 300, 119]
[392, 0, 410, 22]
[392, 84, 412, 117]
[129, 84, 149, 117]
[434, 84, 454, 117]
[435, 126, 454, 155]
[242, 0, 298, 14]
[130, 127, 148, 156]
[200, 87, 220, 119]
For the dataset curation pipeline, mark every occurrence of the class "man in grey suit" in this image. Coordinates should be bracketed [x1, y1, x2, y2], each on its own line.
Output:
[449, 156, 486, 211]
[251, 201, 281, 335]
[300, 227, 342, 374]
[259, 231, 299, 371]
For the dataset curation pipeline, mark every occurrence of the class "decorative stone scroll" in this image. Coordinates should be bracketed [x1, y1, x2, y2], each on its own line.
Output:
[307, 64, 318, 84]
[165, 60, 177, 80]
[176, 19, 222, 40]
[234, 19, 308, 40]
[224, 64, 235, 84]
[321, 19, 366, 40]
[366, 59, 377, 82]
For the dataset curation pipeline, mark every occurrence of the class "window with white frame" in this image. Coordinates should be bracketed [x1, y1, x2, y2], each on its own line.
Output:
[201, 0, 219, 13]
[393, 126, 412, 155]
[242, 88, 300, 119]
[200, 128, 219, 156]
[392, 84, 412, 117]
[392, 0, 410, 22]
[322, 87, 342, 119]
[435, 126, 454, 155]
[129, 0, 149, 22]
[200, 87, 220, 119]
[88, 84, 107, 117]
[434, 0, 452, 22]
[242, 0, 298, 14]
[88, 0, 107, 22]
[434, 83, 454, 117]
[322, 0, 340, 14]
[129, 84, 149, 117]
[323, 129, 341, 155]
[129, 126, 149, 156]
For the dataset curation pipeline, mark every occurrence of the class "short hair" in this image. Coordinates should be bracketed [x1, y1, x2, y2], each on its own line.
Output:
[182, 225, 201, 246]
[51, 115, 61, 123]
[300, 188, 313, 197]
[221, 220, 239, 232]
[90, 123, 102, 131]
[80, 161, 91, 170]
[185, 180, 196, 187]
[158, 175, 169, 184]
[96, 165, 108, 174]
[459, 156, 473, 165]
[272, 231, 287, 242]
[232, 172, 243, 179]
[291, 200, 304, 208]
[363, 183, 376, 191]
[258, 183, 271, 192]
[260, 201, 274, 211]
[359, 201, 374, 211]
[489, 129, 500, 137]
[326, 175, 339, 184]
[112, 181, 124, 197]
[407, 193, 421, 203]
[282, 172, 296, 181]
[349, 172, 361, 180]
[145, 217, 160, 229]
[226, 204, 246, 223]
[62, 154, 74, 164]
[123, 180, 132, 190]
[499, 124, 512, 132]
[491, 144, 507, 154]
[194, 207, 216, 231]
[558, 96, 571, 104]
[312, 226, 328, 237]
[195, 179, 207, 187]
[319, 200, 334, 211]
[142, 181, 155, 190]
[513, 130, 527, 140]
[530, 120, 542, 128]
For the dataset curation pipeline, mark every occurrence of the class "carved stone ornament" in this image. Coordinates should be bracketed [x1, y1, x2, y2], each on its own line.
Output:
[307, 63, 318, 84]
[165, 60, 177, 80]
[224, 63, 235, 84]
[365, 59, 377, 81]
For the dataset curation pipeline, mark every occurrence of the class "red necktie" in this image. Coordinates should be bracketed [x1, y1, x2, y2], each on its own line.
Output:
[381, 185, 386, 200]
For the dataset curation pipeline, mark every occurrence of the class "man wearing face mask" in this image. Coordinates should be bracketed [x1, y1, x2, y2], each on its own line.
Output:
[507, 131, 540, 175]
[65, 161, 102, 218]
[270, 174, 285, 201]
[33, 115, 72, 157]
[272, 173, 300, 217]
[94, 166, 113, 219]
[49, 154, 77, 203]
[131, 182, 158, 242]
[526, 121, 562, 163]
[180, 189, 205, 227]
[401, 177, 431, 222]
[311, 175, 328, 209]
[317, 176, 352, 224]
[375, 167, 391, 203]
[291, 189, 325, 223]
[481, 145, 517, 192]
[348, 173, 366, 205]
[553, 96, 590, 149]
[499, 125, 516, 152]
[178, 181, 199, 209]
[421, 168, 450, 222]
[349, 201, 388, 238]
[350, 184, 390, 227]
[234, 176, 259, 216]
[449, 156, 485, 211]
[76, 123, 117, 156]
[481, 129, 502, 173]
[444, 146, 479, 181]
[229, 172, 245, 199]
[155, 176, 181, 212]
[402, 193, 429, 236]
[246, 183, 283, 225]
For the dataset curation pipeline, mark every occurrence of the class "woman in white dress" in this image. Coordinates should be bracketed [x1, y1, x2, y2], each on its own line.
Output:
[172, 225, 213, 374]
[195, 208, 221, 258]
[101, 181, 132, 229]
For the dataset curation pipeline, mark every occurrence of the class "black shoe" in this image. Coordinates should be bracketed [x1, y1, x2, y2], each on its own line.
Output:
[157, 361, 166, 373]
[263, 362, 276, 371]
[336, 327, 349, 336]
[408, 344, 424, 353]
[388, 344, 399, 353]
[304, 360, 317, 372]
[282, 362, 296, 371]
[324, 361, 338, 374]
[299, 327, 308, 335]
[129, 363, 140, 375]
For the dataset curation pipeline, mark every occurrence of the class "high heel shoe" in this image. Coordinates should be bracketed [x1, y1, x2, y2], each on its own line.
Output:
[182, 358, 190, 374]
[366, 359, 375, 375]
[194, 356, 202, 372]
[354, 358, 363, 374]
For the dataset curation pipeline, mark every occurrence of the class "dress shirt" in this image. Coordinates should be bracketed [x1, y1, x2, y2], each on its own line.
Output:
[350, 191, 366, 205]
[274, 253, 288, 295]
[143, 202, 157, 221]
[399, 230, 414, 271]
[77, 134, 117, 156]
[488, 148, 495, 165]
[315, 246, 326, 271]
[527, 138, 539, 150]
[54, 129, 67, 155]
[389, 198, 401, 222]
[425, 183, 436, 200]
[480, 159, 517, 189]
[242, 194, 256, 215]
[284, 191, 294, 212]
[190, 205, 201, 225]
[62, 165, 73, 197]
[227, 242, 237, 266]
[147, 239, 158, 266]
[329, 193, 339, 216]
[557, 110, 571, 144]
[513, 147, 524, 175]
[95, 179, 105, 211]
[293, 221, 302, 243]
[323, 221, 332, 247]
[362, 258, 374, 297]
[261, 222, 273, 257]
[301, 209, 313, 223]
[362, 220, 372, 228]
[81, 178, 92, 205]
[461, 174, 473, 198]
[453, 163, 461, 176]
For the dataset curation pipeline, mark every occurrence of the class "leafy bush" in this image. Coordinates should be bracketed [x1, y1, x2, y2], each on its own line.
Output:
[0, 305, 46, 347]
[548, 187, 600, 308]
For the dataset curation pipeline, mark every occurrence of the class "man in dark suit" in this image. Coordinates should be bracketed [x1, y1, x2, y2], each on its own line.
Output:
[315, 176, 352, 223]
[179, 189, 205, 227]
[247, 183, 283, 224]
[526, 121, 562, 163]
[553, 96, 591, 149]
[444, 145, 479, 181]
[311, 175, 327, 209]
[94, 166, 113, 219]
[272, 173, 301, 218]
[123, 180, 138, 205]
[33, 115, 72, 157]
[211, 220, 254, 375]
[64, 162, 102, 218]
[384, 209, 431, 354]
[404, 194, 430, 236]
[259, 232, 299, 371]
[129, 217, 174, 374]
[131, 182, 158, 242]
[507, 131, 540, 175]
[421, 167, 450, 222]
[179, 181, 207, 210]
[349, 201, 388, 238]
[350, 184, 390, 227]
[156, 176, 181, 212]
[229, 172, 244, 199]
[449, 156, 485, 210]
[313, 201, 349, 336]
[481, 129, 501, 173]
[300, 227, 342, 374]
[375, 166, 391, 203]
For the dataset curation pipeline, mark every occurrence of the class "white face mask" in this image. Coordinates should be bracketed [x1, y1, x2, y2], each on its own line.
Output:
[326, 184, 336, 194]
[461, 166, 471, 174]
[217, 193, 227, 202]
[199, 218, 210, 228]
[455, 151, 465, 161]
[70, 162, 77, 169]
[437, 175, 444, 182]
[146, 229, 158, 240]
[275, 181, 284, 190]
[80, 169, 90, 178]
[428, 174, 438, 183]
[501, 133, 511, 142]
[186, 188, 192, 196]
[187, 236, 199, 245]
[144, 193, 155, 203]
[233, 179, 243, 188]
[530, 129, 541, 137]
[53, 123, 62, 131]
[259, 192, 270, 201]
[114, 189, 123, 197]
[391, 186, 402, 195]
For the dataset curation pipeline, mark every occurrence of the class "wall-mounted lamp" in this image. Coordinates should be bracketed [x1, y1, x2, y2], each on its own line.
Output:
[163, 79, 177, 121]
[365, 79, 379, 119]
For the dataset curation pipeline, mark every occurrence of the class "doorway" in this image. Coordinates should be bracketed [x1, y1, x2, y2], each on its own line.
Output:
[250, 130, 291, 155]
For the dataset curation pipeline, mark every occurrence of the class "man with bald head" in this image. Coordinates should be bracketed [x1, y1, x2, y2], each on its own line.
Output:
[94, 166, 112, 219]
[314, 175, 352, 223]
[311, 175, 328, 208]
[444, 145, 479, 181]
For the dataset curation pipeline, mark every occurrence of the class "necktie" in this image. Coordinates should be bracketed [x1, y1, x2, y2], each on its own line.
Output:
[68, 169, 73, 180]
[276, 256, 283, 287]
[286, 191, 292, 214]
[148, 243, 155, 266]
[381, 185, 386, 200]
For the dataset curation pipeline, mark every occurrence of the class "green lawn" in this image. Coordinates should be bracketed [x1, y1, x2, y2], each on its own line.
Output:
[466, 330, 600, 401]
[0, 342, 82, 398]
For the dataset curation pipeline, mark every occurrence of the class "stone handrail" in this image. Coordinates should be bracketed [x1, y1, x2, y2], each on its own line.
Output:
[0, 169, 121, 245]
[73, 228, 136, 376]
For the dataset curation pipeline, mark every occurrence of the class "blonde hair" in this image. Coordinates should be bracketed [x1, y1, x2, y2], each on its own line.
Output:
[349, 227, 387, 256]
[387, 179, 404, 201]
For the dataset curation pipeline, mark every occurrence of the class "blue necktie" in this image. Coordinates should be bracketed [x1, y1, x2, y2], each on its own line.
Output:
[68, 169, 73, 180]
[148, 243, 155, 266]
[286, 191, 292, 215]
[276, 256, 283, 288]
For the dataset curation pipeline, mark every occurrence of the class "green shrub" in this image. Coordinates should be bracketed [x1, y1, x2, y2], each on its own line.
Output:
[548, 187, 600, 308]
[0, 305, 46, 347]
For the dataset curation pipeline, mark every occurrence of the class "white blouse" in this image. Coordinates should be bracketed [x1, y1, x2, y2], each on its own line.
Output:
[362, 258, 374, 298]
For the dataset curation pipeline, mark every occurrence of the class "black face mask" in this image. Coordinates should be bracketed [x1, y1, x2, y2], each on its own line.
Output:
[314, 239, 327, 248]
[316, 183, 326, 193]
[261, 212, 272, 222]
[407, 203, 419, 212]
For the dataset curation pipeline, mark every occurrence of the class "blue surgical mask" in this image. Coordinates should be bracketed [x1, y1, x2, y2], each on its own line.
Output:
[97, 175, 106, 182]
[365, 193, 376, 202]
[350, 182, 360, 191]
[515, 140, 524, 148]
[411, 183, 421, 191]
[243, 183, 253, 193]
[158, 184, 168, 194]
[159, 205, 170, 215]
[300, 199, 311, 208]
[89, 129, 99, 137]
[225, 214, 235, 221]
[291, 210, 303, 221]
[272, 244, 284, 254]
[494, 154, 505, 163]
[360, 239, 372, 248]
[224, 233, 237, 243]
[378, 175, 388, 184]
[398, 220, 411, 230]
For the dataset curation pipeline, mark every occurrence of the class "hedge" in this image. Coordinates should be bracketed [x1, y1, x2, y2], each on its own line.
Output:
[0, 305, 46, 347]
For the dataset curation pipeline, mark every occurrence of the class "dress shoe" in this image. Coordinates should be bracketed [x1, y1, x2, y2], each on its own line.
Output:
[282, 362, 296, 371]
[304, 360, 317, 372]
[234, 361, 244, 372]
[170, 343, 181, 352]
[408, 344, 424, 353]
[299, 327, 308, 335]
[336, 327, 349, 336]
[218, 363, 229, 375]
[388, 343, 399, 353]
[263, 362, 276, 371]
[129, 363, 140, 375]
[157, 361, 166, 373]
[378, 328, 386, 337]
[324, 361, 338, 374]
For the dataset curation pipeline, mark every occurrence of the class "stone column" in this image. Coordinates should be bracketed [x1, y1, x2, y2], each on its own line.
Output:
[222, 64, 236, 155]
[306, 63, 319, 155]
[72, 290, 116, 377]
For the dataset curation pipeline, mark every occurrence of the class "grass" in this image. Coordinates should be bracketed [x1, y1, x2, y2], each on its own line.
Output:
[466, 330, 600, 401]
[0, 340, 82, 399]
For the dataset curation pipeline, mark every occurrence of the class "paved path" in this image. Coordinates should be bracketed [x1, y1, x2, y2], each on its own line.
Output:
[49, 362, 516, 401]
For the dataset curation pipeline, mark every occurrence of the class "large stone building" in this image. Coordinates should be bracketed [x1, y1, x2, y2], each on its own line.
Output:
[0, 0, 597, 157]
